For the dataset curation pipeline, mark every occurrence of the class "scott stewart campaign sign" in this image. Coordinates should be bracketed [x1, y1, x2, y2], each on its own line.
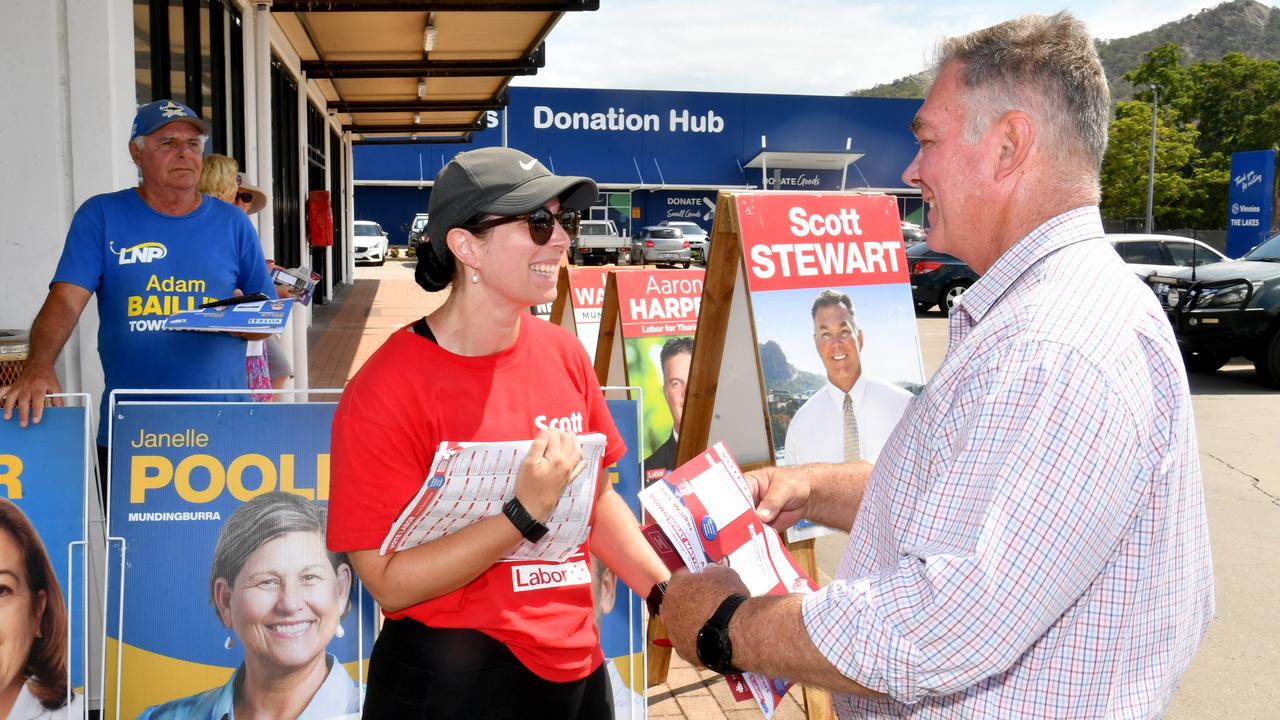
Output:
[105, 401, 374, 720]
[613, 268, 705, 485]
[736, 193, 924, 539]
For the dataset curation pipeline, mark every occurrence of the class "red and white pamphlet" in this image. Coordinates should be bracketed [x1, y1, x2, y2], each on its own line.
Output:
[380, 433, 607, 563]
[639, 442, 817, 718]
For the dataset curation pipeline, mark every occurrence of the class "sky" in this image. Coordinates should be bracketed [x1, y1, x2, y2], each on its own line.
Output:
[514, 0, 1246, 97]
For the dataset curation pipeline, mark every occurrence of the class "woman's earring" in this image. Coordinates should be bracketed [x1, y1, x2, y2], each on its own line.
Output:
[336, 624, 345, 639]
[35, 630, 42, 639]
[471, 272, 480, 284]
[224, 635, 233, 650]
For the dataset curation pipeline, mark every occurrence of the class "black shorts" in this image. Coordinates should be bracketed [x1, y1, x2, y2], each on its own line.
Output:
[362, 618, 614, 720]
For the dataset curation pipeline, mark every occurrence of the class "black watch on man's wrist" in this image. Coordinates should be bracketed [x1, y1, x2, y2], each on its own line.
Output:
[696, 594, 748, 675]
[646, 581, 668, 617]
[502, 497, 549, 543]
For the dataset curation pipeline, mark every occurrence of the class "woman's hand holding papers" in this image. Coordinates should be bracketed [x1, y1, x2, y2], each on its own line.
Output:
[515, 428, 587, 522]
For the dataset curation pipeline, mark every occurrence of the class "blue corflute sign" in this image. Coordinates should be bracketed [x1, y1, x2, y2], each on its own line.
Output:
[1227, 149, 1276, 257]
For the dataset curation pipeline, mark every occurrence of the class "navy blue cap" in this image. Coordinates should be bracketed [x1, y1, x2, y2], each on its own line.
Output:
[130, 100, 211, 140]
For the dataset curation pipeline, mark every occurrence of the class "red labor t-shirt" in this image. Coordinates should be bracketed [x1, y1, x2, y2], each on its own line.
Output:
[327, 317, 625, 682]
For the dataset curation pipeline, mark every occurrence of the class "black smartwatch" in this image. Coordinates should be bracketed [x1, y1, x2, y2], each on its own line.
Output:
[696, 593, 747, 675]
[502, 497, 549, 543]
[646, 581, 668, 617]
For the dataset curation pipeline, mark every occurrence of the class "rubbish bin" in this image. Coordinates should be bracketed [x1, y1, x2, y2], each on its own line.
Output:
[0, 329, 29, 387]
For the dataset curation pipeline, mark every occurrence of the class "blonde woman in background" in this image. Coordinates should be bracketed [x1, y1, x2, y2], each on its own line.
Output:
[198, 155, 238, 203]
[198, 155, 275, 401]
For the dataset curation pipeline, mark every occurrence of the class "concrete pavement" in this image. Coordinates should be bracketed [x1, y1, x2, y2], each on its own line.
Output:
[311, 259, 1280, 719]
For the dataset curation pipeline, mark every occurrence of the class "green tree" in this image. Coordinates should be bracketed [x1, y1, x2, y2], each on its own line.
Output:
[1102, 43, 1280, 229]
[1125, 43, 1196, 117]
[1189, 52, 1280, 155]
[1101, 101, 1203, 226]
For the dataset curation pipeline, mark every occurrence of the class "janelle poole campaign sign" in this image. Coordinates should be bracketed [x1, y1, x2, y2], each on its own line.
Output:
[567, 266, 611, 360]
[0, 405, 90, 704]
[106, 402, 374, 720]
[614, 268, 705, 483]
[736, 193, 925, 537]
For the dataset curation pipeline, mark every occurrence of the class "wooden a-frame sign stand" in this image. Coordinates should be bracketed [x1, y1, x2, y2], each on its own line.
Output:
[616, 190, 834, 719]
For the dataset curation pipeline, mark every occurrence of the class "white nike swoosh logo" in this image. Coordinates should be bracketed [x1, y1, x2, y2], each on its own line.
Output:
[519, 159, 537, 171]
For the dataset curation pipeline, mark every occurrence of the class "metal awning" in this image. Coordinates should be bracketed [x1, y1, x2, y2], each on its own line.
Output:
[271, 1, 599, 144]
[743, 150, 865, 170]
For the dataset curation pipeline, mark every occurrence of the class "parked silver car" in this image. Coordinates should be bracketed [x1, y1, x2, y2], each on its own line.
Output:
[660, 221, 710, 262]
[638, 226, 691, 268]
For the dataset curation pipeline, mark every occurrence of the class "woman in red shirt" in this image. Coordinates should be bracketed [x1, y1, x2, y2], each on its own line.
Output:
[328, 147, 670, 719]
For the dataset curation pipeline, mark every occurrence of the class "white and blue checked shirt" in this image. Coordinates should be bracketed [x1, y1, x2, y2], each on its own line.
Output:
[802, 207, 1214, 718]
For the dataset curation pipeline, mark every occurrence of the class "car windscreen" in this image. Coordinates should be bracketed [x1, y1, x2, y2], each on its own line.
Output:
[579, 224, 609, 235]
[354, 224, 381, 236]
[412, 218, 428, 230]
[647, 229, 682, 239]
[1165, 241, 1220, 267]
[1243, 232, 1280, 261]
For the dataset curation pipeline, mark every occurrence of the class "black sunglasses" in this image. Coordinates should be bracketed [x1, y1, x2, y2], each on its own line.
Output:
[235, 191, 255, 204]
[464, 207, 581, 245]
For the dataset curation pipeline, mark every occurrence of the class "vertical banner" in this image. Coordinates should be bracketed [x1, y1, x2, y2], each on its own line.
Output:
[614, 269, 705, 483]
[0, 405, 89, 716]
[106, 403, 373, 720]
[598, 398, 646, 719]
[567, 266, 611, 359]
[736, 193, 925, 539]
[1227, 149, 1276, 258]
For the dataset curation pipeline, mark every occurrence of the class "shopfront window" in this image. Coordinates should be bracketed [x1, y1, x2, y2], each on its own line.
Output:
[133, 0, 242, 159]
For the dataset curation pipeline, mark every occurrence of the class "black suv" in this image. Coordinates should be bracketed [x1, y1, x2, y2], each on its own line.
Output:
[1147, 231, 1280, 387]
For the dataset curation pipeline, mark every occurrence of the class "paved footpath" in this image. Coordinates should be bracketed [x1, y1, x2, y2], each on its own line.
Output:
[311, 258, 1280, 719]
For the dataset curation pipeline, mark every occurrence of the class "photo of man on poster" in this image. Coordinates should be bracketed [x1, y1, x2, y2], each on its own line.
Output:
[644, 336, 693, 483]
[783, 290, 912, 466]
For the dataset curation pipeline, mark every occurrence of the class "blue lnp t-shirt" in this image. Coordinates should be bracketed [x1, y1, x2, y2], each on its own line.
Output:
[51, 189, 274, 445]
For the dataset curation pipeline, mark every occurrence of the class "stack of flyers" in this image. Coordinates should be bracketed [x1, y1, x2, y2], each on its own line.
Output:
[639, 442, 817, 718]
[380, 433, 607, 563]
[162, 295, 293, 334]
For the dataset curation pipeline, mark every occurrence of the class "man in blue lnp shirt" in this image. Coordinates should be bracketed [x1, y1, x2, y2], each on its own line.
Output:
[0, 99, 274, 495]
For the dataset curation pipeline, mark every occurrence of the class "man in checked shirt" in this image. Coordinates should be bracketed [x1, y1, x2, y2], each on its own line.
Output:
[660, 12, 1214, 719]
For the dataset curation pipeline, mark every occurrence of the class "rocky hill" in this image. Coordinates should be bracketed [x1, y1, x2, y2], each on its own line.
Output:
[850, 0, 1280, 100]
[758, 340, 824, 396]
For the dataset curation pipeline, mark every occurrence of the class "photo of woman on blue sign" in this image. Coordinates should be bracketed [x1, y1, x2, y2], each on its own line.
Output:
[138, 491, 359, 720]
[0, 499, 83, 720]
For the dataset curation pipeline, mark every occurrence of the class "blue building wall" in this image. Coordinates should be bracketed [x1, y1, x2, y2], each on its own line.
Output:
[354, 87, 924, 241]
[353, 185, 430, 246]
